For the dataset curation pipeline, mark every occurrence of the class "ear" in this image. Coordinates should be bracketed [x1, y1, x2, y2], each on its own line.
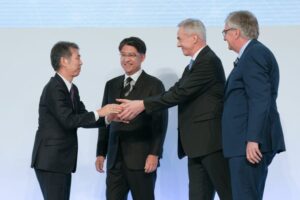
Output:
[234, 29, 241, 39]
[140, 54, 146, 62]
[60, 56, 68, 67]
[193, 34, 198, 44]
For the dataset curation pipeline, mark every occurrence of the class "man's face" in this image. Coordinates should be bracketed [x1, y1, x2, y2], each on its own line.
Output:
[177, 27, 196, 57]
[120, 45, 145, 76]
[63, 48, 82, 78]
[222, 25, 237, 51]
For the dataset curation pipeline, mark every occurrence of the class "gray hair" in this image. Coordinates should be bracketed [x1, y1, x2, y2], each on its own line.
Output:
[178, 18, 206, 41]
[225, 10, 259, 39]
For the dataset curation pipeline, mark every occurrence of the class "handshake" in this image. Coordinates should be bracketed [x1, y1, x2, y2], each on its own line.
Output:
[96, 99, 145, 123]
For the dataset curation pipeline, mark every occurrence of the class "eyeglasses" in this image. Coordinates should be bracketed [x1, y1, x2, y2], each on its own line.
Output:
[120, 52, 140, 59]
[222, 28, 237, 37]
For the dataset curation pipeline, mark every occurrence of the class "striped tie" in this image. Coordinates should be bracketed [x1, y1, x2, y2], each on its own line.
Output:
[123, 77, 133, 97]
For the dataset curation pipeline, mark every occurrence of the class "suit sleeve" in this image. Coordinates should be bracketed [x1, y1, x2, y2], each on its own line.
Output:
[148, 81, 168, 157]
[144, 57, 219, 113]
[75, 86, 105, 128]
[96, 82, 110, 157]
[46, 84, 98, 130]
[243, 49, 272, 143]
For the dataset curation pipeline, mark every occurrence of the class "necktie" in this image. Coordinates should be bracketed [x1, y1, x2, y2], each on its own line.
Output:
[123, 77, 133, 97]
[233, 57, 239, 68]
[188, 59, 194, 70]
[70, 85, 75, 108]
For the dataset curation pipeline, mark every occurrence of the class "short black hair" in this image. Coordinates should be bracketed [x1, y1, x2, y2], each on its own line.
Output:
[50, 41, 79, 71]
[119, 37, 146, 54]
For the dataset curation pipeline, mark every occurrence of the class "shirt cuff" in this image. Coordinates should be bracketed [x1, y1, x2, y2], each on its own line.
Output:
[105, 116, 111, 125]
[94, 111, 99, 121]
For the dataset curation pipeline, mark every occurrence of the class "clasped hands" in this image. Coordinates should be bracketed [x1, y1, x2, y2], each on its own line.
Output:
[96, 99, 144, 123]
[116, 99, 145, 121]
[108, 99, 145, 123]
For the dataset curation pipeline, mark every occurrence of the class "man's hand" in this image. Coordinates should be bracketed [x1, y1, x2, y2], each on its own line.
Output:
[116, 99, 145, 121]
[144, 155, 158, 173]
[246, 141, 262, 164]
[97, 103, 123, 117]
[95, 156, 105, 173]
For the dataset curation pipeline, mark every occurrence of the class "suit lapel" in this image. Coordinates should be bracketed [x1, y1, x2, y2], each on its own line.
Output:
[181, 46, 211, 80]
[224, 69, 234, 98]
[225, 40, 258, 97]
[54, 73, 76, 111]
[114, 71, 147, 99]
[115, 75, 125, 99]
[193, 46, 210, 67]
[54, 73, 69, 92]
[126, 71, 146, 99]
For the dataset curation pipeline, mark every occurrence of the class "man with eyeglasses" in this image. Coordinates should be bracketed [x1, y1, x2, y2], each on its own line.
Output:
[117, 19, 232, 200]
[95, 37, 168, 200]
[222, 10, 286, 200]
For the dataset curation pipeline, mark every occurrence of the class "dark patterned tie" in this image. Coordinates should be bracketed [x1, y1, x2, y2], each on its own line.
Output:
[233, 57, 239, 68]
[70, 85, 75, 108]
[123, 77, 133, 97]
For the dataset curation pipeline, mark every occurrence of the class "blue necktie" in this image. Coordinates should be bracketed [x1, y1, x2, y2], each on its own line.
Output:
[188, 59, 194, 70]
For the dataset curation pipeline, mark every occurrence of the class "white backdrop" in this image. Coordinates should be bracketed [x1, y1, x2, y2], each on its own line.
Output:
[0, 26, 299, 199]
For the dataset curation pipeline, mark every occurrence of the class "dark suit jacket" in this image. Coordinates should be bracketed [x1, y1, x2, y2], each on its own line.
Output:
[143, 46, 226, 159]
[96, 71, 168, 170]
[222, 39, 286, 158]
[31, 73, 103, 174]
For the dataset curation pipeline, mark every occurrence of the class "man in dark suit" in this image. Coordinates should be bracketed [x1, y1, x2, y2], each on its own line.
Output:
[117, 19, 232, 200]
[95, 37, 168, 200]
[31, 41, 121, 200]
[221, 11, 286, 200]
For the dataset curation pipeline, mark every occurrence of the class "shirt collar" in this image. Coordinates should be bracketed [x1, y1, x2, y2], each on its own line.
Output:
[238, 40, 251, 59]
[124, 68, 142, 84]
[57, 73, 72, 92]
[191, 45, 206, 61]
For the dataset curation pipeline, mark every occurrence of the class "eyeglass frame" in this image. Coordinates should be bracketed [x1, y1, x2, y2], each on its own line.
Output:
[120, 52, 141, 59]
[222, 28, 237, 37]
